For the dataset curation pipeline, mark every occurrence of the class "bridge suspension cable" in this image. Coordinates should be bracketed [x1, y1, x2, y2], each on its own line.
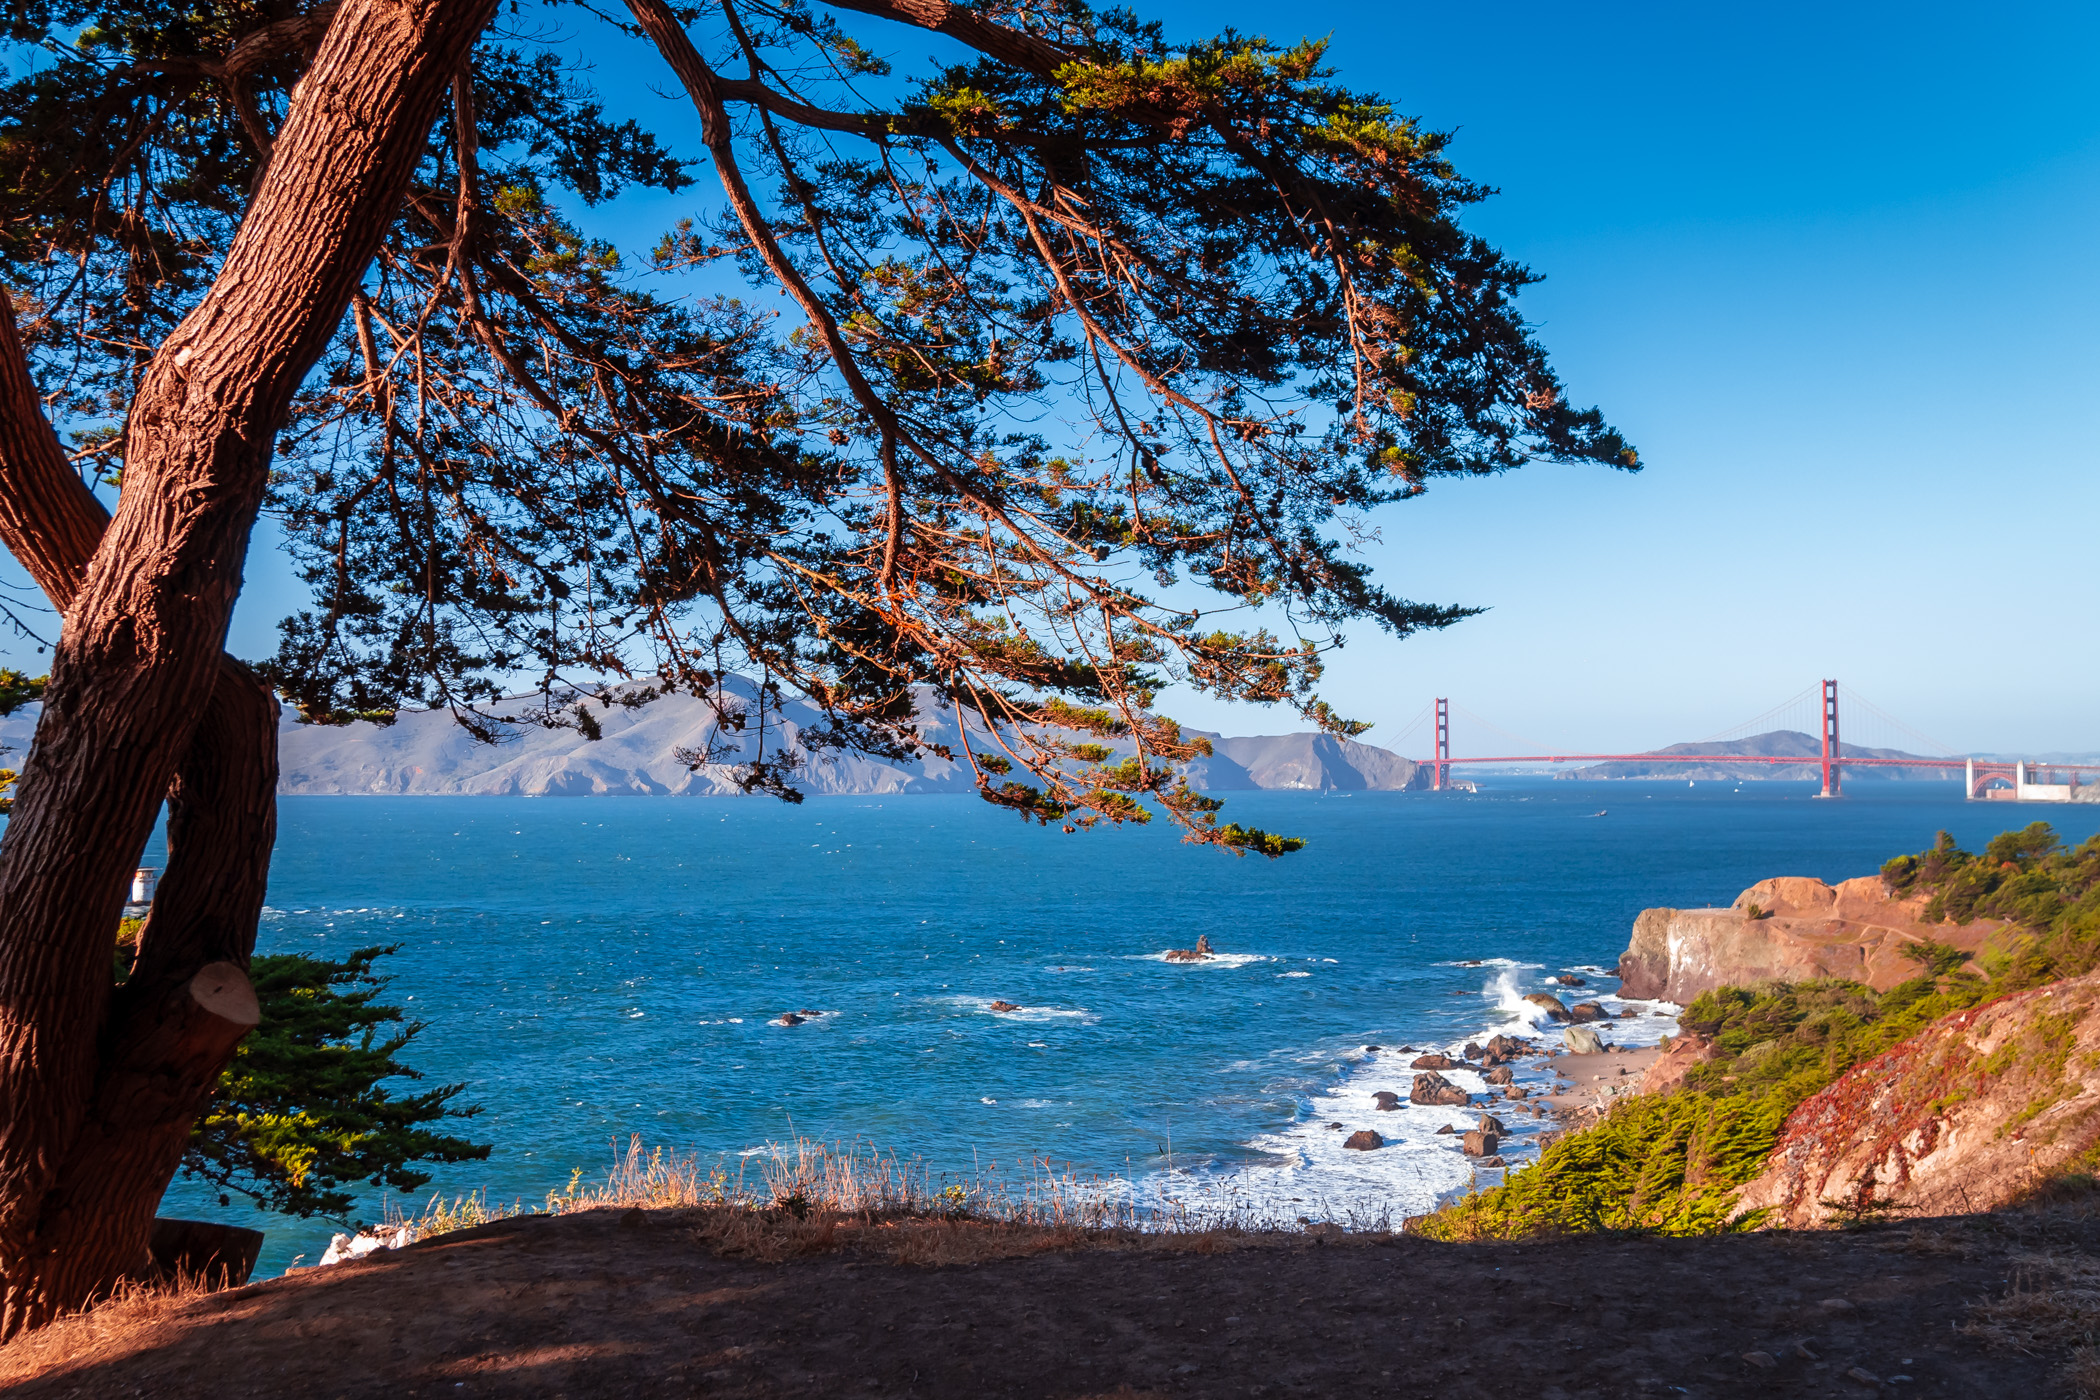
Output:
[1836, 683, 1962, 759]
[1448, 703, 1559, 758]
[1377, 700, 1435, 754]
[1684, 684, 1823, 747]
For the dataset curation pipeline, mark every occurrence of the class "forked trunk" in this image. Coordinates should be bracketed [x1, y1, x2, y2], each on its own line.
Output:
[0, 294, 285, 1309]
[0, 0, 497, 1334]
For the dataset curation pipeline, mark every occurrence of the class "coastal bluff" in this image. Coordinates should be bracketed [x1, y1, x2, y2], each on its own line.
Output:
[1616, 874, 2005, 1002]
[1734, 971, 2100, 1226]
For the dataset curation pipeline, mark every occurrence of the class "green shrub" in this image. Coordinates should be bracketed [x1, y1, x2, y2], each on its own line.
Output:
[1884, 824, 2100, 990]
[180, 946, 490, 1219]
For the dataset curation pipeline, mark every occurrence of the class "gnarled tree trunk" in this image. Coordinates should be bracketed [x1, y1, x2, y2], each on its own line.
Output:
[0, 0, 497, 1334]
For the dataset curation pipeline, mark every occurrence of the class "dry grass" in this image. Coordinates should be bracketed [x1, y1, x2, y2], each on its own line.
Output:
[498, 1135, 1309, 1267]
[1962, 1221, 2100, 1397]
[535, 1134, 1165, 1229]
[1949, 1180, 2100, 1393]
[1963, 1255, 2100, 1351]
[2064, 1348, 2100, 1400]
[0, 1268, 229, 1385]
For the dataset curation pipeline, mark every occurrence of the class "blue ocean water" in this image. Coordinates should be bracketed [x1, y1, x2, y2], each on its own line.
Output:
[150, 779, 2100, 1270]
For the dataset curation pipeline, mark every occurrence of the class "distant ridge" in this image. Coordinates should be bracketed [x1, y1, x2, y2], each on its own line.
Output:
[1190, 733, 1424, 792]
[1555, 729, 1952, 782]
[0, 679, 1424, 797]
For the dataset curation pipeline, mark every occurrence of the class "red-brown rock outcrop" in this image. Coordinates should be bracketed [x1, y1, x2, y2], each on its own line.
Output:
[1732, 973, 2100, 1226]
[1411, 1072, 1471, 1106]
[1637, 1033, 1716, 1096]
[1524, 993, 1571, 1022]
[1616, 876, 2005, 1003]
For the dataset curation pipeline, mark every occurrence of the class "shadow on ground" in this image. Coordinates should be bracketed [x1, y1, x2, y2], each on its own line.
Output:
[0, 1207, 2073, 1398]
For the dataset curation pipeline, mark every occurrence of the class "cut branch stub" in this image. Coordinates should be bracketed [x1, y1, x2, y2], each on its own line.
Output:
[14, 961, 262, 1310]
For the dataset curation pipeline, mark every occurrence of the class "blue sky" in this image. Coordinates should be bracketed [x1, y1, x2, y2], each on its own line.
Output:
[1121, 0, 2100, 755]
[12, 1, 2096, 756]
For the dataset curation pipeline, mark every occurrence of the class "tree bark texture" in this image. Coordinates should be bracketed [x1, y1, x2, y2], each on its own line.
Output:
[0, 0, 498, 1333]
[0, 217, 285, 1348]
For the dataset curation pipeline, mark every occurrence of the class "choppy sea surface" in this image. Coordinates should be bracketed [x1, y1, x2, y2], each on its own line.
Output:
[149, 778, 2100, 1271]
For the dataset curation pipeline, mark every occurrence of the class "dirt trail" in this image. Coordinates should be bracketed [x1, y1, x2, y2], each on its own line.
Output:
[0, 1207, 2065, 1399]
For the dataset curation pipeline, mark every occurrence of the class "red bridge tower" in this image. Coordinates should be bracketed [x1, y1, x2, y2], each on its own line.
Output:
[1432, 697, 1449, 791]
[1818, 678, 1841, 799]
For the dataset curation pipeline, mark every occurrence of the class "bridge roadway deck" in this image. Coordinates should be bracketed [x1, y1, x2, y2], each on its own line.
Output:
[1436, 754, 2100, 772]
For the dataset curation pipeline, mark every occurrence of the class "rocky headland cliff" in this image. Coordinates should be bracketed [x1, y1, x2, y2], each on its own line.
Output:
[1616, 874, 2006, 1003]
[1733, 972, 2100, 1226]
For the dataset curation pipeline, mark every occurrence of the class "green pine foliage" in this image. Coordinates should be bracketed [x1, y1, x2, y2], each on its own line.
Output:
[1884, 823, 2100, 990]
[180, 946, 488, 1220]
[1418, 823, 2100, 1241]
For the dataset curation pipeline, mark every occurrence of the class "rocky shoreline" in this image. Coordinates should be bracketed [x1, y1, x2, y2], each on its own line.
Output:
[1462, 846, 2100, 1234]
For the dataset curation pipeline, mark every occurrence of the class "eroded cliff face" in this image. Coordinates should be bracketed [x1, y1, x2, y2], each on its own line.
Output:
[1732, 974, 2100, 1226]
[1616, 876, 2003, 1003]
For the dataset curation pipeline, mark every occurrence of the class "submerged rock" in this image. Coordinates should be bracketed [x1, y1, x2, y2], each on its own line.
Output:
[1343, 1129, 1384, 1151]
[1371, 1090, 1402, 1111]
[988, 1001, 1022, 1013]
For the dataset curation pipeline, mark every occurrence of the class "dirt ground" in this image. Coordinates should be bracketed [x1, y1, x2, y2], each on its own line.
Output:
[0, 1204, 2077, 1399]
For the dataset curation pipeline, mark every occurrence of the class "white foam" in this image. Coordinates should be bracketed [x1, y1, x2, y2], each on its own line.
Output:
[766, 1009, 837, 1027]
[1135, 951, 1268, 968]
[1434, 957, 1544, 970]
[1277, 970, 1312, 978]
[1488, 970, 1556, 1030]
[1156, 965, 1683, 1228]
[934, 996, 1094, 1022]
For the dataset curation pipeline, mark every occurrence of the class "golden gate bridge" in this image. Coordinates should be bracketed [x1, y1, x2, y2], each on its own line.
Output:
[1385, 680, 2100, 800]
